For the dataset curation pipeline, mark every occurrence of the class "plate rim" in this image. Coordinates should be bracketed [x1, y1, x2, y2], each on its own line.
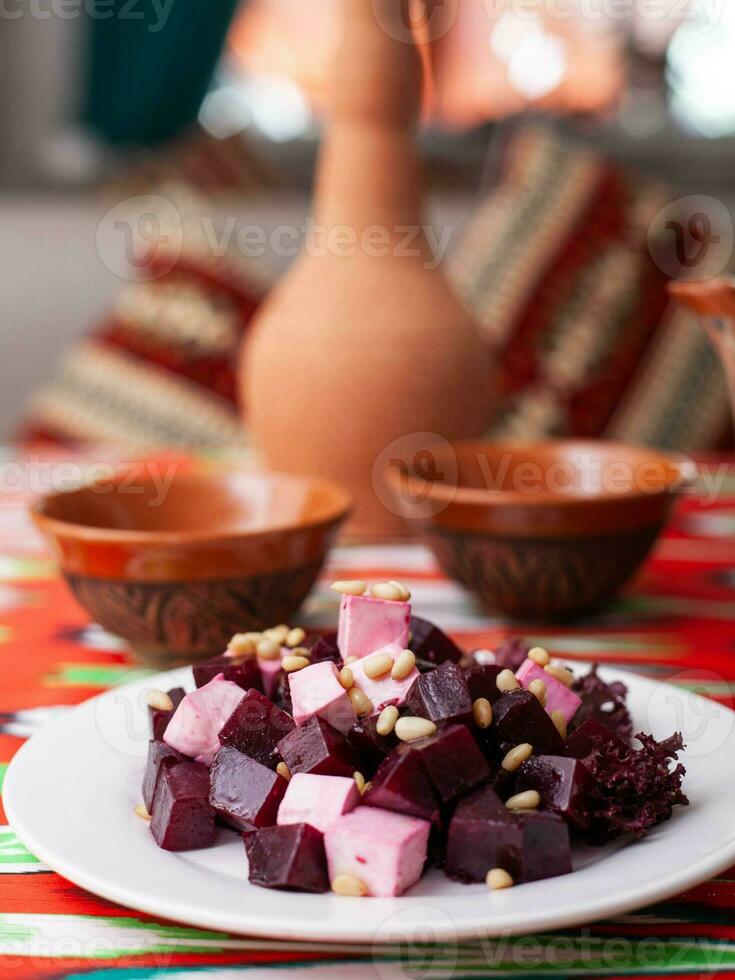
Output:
[5, 663, 735, 944]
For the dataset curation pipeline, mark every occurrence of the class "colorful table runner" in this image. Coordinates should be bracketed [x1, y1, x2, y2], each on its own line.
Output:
[1, 451, 735, 978]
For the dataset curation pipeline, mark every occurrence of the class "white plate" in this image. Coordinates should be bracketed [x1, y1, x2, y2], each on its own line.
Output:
[5, 663, 735, 944]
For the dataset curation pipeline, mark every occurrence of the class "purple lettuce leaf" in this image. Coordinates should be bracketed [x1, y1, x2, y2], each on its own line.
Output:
[571, 665, 633, 742]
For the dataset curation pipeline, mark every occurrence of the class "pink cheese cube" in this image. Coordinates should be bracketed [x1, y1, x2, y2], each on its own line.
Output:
[259, 646, 289, 698]
[325, 806, 430, 897]
[278, 773, 360, 833]
[163, 675, 244, 766]
[515, 660, 582, 726]
[337, 593, 410, 661]
[350, 642, 419, 714]
[289, 661, 357, 734]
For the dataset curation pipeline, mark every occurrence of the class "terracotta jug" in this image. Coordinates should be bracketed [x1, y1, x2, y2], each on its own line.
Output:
[241, 0, 491, 537]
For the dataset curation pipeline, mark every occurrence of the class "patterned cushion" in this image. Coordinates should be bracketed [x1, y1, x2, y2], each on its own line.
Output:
[22, 187, 266, 449]
[448, 124, 729, 451]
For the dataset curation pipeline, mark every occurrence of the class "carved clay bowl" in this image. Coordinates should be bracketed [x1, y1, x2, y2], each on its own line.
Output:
[32, 465, 350, 666]
[386, 440, 694, 621]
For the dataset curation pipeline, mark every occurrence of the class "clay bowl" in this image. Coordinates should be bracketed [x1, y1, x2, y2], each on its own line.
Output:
[385, 440, 694, 620]
[32, 465, 350, 666]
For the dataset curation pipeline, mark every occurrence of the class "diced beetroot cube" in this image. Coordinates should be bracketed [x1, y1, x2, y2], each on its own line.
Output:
[278, 773, 360, 833]
[277, 716, 359, 778]
[516, 660, 582, 726]
[349, 643, 419, 714]
[463, 664, 503, 704]
[444, 785, 571, 884]
[209, 746, 287, 831]
[149, 687, 186, 741]
[493, 690, 565, 756]
[245, 823, 329, 893]
[325, 806, 430, 897]
[408, 724, 490, 805]
[150, 761, 215, 851]
[164, 675, 246, 766]
[493, 637, 530, 672]
[516, 755, 593, 830]
[289, 661, 357, 734]
[347, 717, 398, 778]
[193, 655, 263, 693]
[142, 739, 187, 811]
[405, 662, 473, 726]
[337, 593, 410, 661]
[309, 631, 341, 664]
[363, 745, 441, 825]
[218, 689, 295, 771]
[409, 615, 463, 670]
[565, 718, 629, 766]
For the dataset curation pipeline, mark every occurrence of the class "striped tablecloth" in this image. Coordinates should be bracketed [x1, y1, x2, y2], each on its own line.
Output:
[1, 450, 735, 978]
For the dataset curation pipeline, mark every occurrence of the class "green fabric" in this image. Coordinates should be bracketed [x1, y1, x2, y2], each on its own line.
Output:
[83, 0, 241, 145]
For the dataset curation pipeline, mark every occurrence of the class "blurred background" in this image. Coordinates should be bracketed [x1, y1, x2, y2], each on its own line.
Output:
[2, 0, 735, 444]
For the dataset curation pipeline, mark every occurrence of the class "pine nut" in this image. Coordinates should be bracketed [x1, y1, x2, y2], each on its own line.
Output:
[348, 687, 373, 718]
[343, 656, 358, 666]
[277, 762, 291, 782]
[496, 669, 520, 693]
[370, 582, 405, 601]
[528, 646, 550, 667]
[545, 664, 574, 687]
[290, 646, 310, 658]
[282, 655, 310, 673]
[256, 638, 282, 661]
[387, 580, 411, 601]
[331, 580, 367, 596]
[285, 627, 306, 648]
[364, 652, 393, 680]
[505, 790, 540, 811]
[473, 697, 493, 729]
[134, 803, 151, 822]
[376, 705, 399, 736]
[264, 625, 290, 644]
[395, 717, 437, 742]
[528, 678, 547, 707]
[354, 771, 366, 793]
[391, 649, 416, 680]
[502, 743, 533, 772]
[332, 874, 368, 897]
[551, 710, 567, 738]
[227, 633, 256, 658]
[486, 868, 514, 891]
[146, 689, 173, 713]
[243, 632, 264, 643]
[339, 667, 354, 690]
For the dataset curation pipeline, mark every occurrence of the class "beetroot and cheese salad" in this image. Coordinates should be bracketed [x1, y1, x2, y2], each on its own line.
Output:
[137, 580, 688, 898]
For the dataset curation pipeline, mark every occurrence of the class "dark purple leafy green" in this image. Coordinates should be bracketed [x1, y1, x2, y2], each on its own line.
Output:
[571, 666, 633, 742]
[582, 731, 688, 842]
